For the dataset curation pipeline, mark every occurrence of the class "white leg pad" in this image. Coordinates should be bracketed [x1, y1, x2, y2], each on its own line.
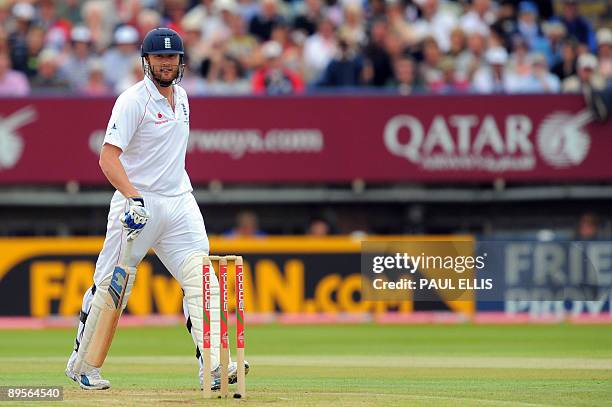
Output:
[73, 265, 136, 373]
[180, 252, 221, 372]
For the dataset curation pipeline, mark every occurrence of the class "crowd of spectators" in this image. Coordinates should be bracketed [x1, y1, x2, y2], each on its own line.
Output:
[0, 0, 610, 96]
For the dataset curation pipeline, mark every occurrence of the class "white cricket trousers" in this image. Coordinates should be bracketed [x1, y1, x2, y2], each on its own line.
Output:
[71, 190, 211, 365]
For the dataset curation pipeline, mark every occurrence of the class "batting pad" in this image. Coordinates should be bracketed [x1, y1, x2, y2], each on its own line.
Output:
[181, 251, 221, 371]
[74, 265, 136, 372]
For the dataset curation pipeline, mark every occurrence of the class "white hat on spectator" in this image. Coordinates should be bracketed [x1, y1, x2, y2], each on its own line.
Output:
[39, 48, 59, 64]
[530, 53, 548, 67]
[12, 2, 35, 20]
[577, 53, 598, 70]
[114, 25, 139, 45]
[71, 26, 92, 43]
[262, 41, 282, 59]
[597, 28, 612, 47]
[486, 47, 508, 66]
[341, 0, 363, 9]
[216, 0, 239, 14]
[291, 30, 307, 46]
[542, 21, 566, 37]
[181, 14, 201, 32]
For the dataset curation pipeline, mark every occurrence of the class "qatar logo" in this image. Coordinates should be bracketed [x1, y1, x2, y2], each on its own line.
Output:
[0, 106, 37, 171]
[536, 111, 592, 168]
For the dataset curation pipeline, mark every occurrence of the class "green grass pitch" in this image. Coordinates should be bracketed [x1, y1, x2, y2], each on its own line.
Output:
[0, 323, 611, 406]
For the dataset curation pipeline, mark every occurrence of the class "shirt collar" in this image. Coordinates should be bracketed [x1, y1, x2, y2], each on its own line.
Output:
[144, 76, 169, 101]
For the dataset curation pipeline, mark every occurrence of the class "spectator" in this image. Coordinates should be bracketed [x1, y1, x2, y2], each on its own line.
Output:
[0, 0, 605, 98]
[490, 0, 517, 49]
[596, 28, 612, 83]
[430, 57, 471, 94]
[114, 56, 143, 94]
[249, 0, 284, 41]
[22, 26, 46, 78]
[303, 18, 337, 83]
[307, 217, 331, 236]
[338, 3, 366, 48]
[117, 0, 142, 27]
[8, 2, 35, 75]
[317, 38, 364, 88]
[472, 46, 517, 93]
[543, 20, 567, 66]
[184, 0, 215, 24]
[460, 0, 495, 36]
[184, 0, 215, 37]
[270, 23, 304, 75]
[56, 0, 84, 25]
[30, 48, 70, 93]
[225, 210, 266, 238]
[448, 27, 467, 59]
[412, 0, 458, 53]
[555, 0, 596, 52]
[366, 0, 387, 24]
[363, 19, 392, 87]
[81, 0, 116, 53]
[520, 53, 560, 93]
[293, 0, 324, 37]
[386, 56, 420, 95]
[455, 31, 487, 82]
[162, 0, 188, 35]
[576, 213, 600, 240]
[199, 0, 237, 42]
[562, 53, 606, 93]
[237, 0, 260, 26]
[225, 13, 258, 69]
[0, 51, 29, 96]
[385, 0, 417, 48]
[252, 41, 304, 94]
[80, 58, 112, 96]
[551, 39, 577, 81]
[59, 26, 96, 91]
[207, 56, 250, 95]
[419, 36, 444, 91]
[516, 1, 550, 57]
[270, 22, 292, 54]
[507, 36, 532, 80]
[37, 0, 72, 50]
[136, 8, 162, 40]
[101, 25, 140, 88]
[181, 14, 207, 73]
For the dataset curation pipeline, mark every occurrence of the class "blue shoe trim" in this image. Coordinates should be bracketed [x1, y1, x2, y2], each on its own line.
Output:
[80, 375, 91, 387]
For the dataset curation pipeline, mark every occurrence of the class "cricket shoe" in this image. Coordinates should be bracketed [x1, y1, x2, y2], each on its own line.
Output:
[65, 354, 111, 390]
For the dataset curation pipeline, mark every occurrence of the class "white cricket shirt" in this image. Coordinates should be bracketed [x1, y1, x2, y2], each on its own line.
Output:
[103, 76, 193, 196]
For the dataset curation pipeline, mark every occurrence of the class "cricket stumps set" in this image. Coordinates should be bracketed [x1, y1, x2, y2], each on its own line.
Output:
[202, 255, 246, 399]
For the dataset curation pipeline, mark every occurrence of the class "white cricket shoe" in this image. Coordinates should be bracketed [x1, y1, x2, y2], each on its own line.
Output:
[65, 353, 111, 390]
[75, 369, 111, 390]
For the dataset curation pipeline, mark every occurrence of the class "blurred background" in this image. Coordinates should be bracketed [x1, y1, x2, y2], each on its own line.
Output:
[1, 0, 612, 322]
[0, 0, 612, 238]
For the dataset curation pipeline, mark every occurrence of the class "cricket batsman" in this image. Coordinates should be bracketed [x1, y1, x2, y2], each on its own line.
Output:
[64, 27, 248, 390]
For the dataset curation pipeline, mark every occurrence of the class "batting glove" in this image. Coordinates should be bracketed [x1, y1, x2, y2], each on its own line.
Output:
[120, 197, 150, 241]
